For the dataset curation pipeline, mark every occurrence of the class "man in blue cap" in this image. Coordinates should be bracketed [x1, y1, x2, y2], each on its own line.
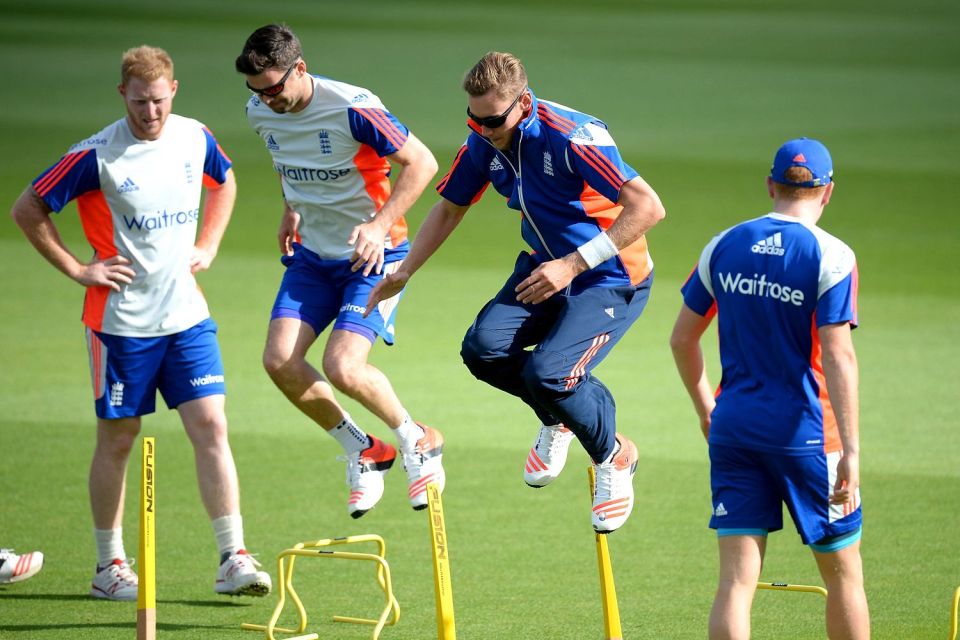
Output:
[669, 138, 870, 639]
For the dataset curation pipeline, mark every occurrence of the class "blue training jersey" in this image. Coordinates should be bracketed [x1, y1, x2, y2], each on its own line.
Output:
[436, 90, 652, 292]
[681, 213, 859, 455]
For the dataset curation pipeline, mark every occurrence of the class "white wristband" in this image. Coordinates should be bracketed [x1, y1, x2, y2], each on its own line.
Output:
[576, 232, 618, 269]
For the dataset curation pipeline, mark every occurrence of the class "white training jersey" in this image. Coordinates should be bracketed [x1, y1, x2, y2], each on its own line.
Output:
[245, 75, 411, 259]
[33, 114, 233, 337]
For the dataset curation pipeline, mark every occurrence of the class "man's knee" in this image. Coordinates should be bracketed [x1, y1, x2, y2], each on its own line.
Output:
[322, 354, 359, 393]
[460, 327, 498, 374]
[522, 350, 567, 402]
[96, 422, 140, 459]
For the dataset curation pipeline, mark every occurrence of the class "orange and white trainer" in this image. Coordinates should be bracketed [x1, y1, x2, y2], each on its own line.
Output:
[402, 424, 445, 510]
[342, 435, 396, 519]
[591, 434, 639, 534]
[0, 548, 43, 584]
[524, 424, 575, 487]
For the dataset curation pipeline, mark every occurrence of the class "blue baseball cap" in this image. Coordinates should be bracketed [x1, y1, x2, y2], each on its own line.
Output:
[770, 137, 833, 187]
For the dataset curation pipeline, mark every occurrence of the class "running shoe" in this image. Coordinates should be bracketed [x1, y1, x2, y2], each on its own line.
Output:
[215, 549, 272, 597]
[342, 436, 396, 519]
[0, 548, 43, 584]
[90, 558, 138, 601]
[524, 424, 575, 487]
[402, 424, 445, 510]
[591, 434, 639, 534]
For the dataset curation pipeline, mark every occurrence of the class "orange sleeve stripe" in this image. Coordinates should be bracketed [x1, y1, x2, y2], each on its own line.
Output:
[538, 110, 575, 135]
[579, 144, 626, 184]
[537, 104, 576, 131]
[570, 144, 621, 190]
[35, 150, 91, 197]
[355, 108, 407, 151]
[367, 108, 410, 149]
[203, 126, 232, 162]
[436, 145, 469, 193]
[539, 117, 572, 136]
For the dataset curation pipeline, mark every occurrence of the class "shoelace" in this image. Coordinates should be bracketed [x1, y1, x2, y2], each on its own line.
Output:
[540, 427, 571, 457]
[337, 452, 363, 483]
[112, 559, 138, 584]
[593, 459, 629, 501]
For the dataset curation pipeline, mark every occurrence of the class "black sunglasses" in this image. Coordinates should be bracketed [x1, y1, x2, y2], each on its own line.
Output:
[467, 91, 525, 129]
[246, 61, 298, 97]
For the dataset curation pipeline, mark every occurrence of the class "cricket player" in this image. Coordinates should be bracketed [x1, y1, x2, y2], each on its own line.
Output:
[670, 138, 869, 639]
[236, 24, 444, 518]
[368, 51, 665, 533]
[10, 46, 270, 600]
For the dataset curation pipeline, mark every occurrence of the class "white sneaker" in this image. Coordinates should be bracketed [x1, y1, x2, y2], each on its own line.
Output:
[341, 436, 396, 519]
[402, 424, 445, 510]
[591, 434, 639, 534]
[0, 548, 44, 584]
[215, 549, 272, 597]
[524, 424, 575, 487]
[90, 559, 138, 600]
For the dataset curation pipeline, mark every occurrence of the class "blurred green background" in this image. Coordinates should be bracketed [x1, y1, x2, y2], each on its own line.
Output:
[1, 1, 958, 638]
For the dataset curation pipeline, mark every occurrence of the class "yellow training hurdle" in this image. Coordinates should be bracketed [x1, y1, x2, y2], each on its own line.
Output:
[756, 581, 828, 598]
[241, 534, 400, 640]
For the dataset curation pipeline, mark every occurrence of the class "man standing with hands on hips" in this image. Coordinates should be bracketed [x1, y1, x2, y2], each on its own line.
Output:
[11, 45, 270, 600]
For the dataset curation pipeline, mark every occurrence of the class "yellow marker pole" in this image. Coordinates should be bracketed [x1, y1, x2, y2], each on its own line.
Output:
[137, 437, 156, 640]
[949, 585, 959, 640]
[426, 482, 456, 640]
[589, 467, 623, 640]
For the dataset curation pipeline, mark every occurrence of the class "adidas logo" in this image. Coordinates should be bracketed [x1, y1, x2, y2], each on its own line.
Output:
[604, 307, 615, 319]
[571, 125, 594, 142]
[751, 232, 785, 256]
[489, 156, 504, 171]
[714, 502, 728, 517]
[266, 134, 280, 151]
[117, 177, 139, 193]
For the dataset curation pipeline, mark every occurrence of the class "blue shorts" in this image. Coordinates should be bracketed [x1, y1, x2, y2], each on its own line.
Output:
[272, 242, 407, 345]
[708, 444, 862, 546]
[86, 318, 225, 419]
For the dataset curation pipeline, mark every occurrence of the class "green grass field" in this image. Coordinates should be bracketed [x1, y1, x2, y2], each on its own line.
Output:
[1, 1, 958, 638]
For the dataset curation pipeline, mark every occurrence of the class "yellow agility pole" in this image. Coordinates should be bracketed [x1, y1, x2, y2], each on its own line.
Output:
[588, 466, 623, 640]
[241, 534, 399, 640]
[427, 482, 456, 640]
[137, 437, 156, 640]
[756, 581, 829, 598]
[949, 585, 960, 640]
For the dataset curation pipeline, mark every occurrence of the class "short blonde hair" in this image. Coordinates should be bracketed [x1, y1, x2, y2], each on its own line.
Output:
[121, 46, 174, 86]
[462, 51, 527, 99]
[772, 166, 828, 201]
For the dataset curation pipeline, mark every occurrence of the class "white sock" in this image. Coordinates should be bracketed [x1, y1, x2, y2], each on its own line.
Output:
[394, 413, 425, 451]
[600, 438, 622, 465]
[212, 514, 245, 560]
[330, 414, 370, 454]
[94, 528, 126, 568]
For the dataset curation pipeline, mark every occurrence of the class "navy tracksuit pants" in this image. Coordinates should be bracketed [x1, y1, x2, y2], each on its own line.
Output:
[460, 252, 652, 462]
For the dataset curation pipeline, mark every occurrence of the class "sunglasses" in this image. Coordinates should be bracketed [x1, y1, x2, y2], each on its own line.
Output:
[467, 91, 525, 129]
[246, 61, 298, 97]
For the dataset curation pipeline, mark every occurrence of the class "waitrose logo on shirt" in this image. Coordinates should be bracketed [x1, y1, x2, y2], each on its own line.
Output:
[123, 208, 200, 231]
[717, 271, 805, 306]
